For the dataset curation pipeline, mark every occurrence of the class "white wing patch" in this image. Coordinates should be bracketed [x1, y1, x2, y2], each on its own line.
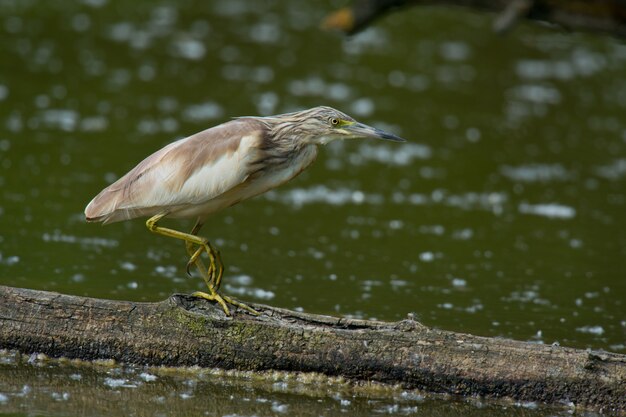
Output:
[103, 134, 259, 213]
[173, 134, 258, 205]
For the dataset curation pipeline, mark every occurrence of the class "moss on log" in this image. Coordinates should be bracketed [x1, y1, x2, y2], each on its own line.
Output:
[0, 285, 624, 413]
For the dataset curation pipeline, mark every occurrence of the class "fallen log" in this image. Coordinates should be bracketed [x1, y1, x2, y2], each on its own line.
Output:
[321, 0, 626, 38]
[0, 285, 624, 413]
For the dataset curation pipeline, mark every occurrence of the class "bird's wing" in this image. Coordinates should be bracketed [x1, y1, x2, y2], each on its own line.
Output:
[85, 119, 266, 224]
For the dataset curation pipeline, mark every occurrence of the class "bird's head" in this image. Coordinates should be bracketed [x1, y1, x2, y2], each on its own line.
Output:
[269, 106, 406, 146]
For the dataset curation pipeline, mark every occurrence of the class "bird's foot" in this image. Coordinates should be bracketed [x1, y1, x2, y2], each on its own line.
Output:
[192, 290, 230, 315]
[221, 294, 260, 316]
[191, 291, 259, 316]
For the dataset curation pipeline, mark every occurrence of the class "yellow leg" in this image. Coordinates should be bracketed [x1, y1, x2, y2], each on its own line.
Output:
[146, 214, 259, 316]
[185, 220, 226, 292]
[185, 220, 258, 316]
[187, 243, 220, 285]
[184, 240, 218, 305]
[147, 214, 219, 284]
[185, 221, 218, 286]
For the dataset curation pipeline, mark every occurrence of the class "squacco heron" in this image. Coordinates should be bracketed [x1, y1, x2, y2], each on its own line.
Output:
[85, 106, 405, 315]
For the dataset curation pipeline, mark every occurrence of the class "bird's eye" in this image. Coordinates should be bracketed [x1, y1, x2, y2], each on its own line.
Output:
[330, 118, 339, 126]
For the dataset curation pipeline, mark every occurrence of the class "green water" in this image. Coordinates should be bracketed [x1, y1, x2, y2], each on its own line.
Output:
[0, 1, 624, 415]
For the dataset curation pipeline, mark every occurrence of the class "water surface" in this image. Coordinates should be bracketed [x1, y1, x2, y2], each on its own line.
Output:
[0, 1, 624, 415]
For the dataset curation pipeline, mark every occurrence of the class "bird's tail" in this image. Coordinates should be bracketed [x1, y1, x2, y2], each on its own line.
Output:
[84, 187, 127, 224]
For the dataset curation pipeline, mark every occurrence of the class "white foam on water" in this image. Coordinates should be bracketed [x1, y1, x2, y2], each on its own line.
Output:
[350, 143, 431, 166]
[265, 185, 383, 209]
[518, 203, 576, 219]
[500, 164, 572, 182]
[42, 231, 119, 248]
[181, 101, 223, 122]
[104, 378, 135, 388]
[576, 325, 605, 335]
[595, 158, 626, 180]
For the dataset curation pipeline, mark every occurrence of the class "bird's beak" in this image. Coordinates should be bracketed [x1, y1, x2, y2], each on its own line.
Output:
[345, 122, 406, 142]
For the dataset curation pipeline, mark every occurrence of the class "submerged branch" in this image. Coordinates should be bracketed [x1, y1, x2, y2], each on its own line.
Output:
[0, 285, 624, 413]
[321, 0, 626, 37]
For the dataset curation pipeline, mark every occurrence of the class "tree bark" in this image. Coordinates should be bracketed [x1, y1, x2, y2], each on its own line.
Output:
[0, 285, 624, 414]
[321, 0, 626, 38]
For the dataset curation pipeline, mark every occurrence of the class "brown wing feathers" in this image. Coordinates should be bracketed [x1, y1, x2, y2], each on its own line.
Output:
[84, 119, 265, 224]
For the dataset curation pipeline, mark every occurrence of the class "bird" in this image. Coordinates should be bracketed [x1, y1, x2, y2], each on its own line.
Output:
[85, 106, 405, 316]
